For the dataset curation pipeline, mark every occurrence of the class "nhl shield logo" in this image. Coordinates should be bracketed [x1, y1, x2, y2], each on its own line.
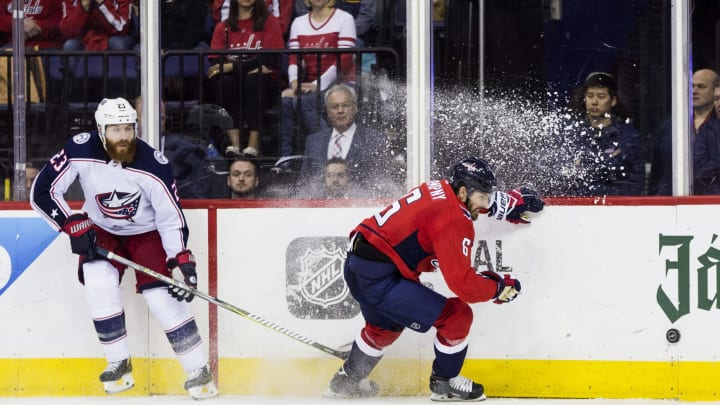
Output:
[298, 245, 348, 308]
[286, 237, 360, 319]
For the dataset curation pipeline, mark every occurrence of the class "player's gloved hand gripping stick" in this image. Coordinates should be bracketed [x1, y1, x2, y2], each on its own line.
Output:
[63, 213, 97, 260]
[480, 270, 521, 304]
[166, 250, 197, 302]
[95, 247, 349, 359]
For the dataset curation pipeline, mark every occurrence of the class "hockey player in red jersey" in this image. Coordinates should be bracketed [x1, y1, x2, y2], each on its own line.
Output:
[30, 98, 218, 399]
[325, 157, 544, 401]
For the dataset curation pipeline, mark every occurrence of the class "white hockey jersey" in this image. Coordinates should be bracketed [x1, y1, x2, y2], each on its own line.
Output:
[30, 131, 188, 259]
[287, 7, 356, 90]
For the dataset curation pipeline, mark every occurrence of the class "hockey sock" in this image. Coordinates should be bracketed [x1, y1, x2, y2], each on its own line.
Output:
[143, 287, 207, 372]
[343, 342, 382, 381]
[432, 336, 468, 379]
[82, 260, 129, 362]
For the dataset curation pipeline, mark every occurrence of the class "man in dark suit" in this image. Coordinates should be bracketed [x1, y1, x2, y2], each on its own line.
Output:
[296, 84, 391, 195]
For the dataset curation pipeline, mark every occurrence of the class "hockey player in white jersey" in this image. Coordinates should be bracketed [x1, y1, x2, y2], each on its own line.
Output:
[30, 97, 218, 399]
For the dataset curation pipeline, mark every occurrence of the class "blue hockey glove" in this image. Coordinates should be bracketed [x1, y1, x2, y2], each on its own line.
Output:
[166, 250, 197, 302]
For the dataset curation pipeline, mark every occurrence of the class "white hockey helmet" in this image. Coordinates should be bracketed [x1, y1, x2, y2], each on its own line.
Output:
[95, 97, 137, 146]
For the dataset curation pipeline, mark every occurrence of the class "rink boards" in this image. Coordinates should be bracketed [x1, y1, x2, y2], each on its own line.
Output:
[1, 199, 720, 400]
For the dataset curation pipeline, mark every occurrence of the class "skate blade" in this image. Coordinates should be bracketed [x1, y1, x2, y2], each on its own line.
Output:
[322, 388, 378, 399]
[430, 392, 486, 402]
[188, 381, 219, 400]
[322, 382, 379, 399]
[103, 374, 134, 394]
[323, 388, 348, 398]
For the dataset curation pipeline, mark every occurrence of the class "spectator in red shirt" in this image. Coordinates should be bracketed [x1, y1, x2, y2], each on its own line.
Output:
[0, 0, 63, 49]
[60, 0, 134, 51]
[277, 0, 356, 159]
[212, 0, 293, 38]
[294, 0, 374, 47]
[208, 0, 285, 157]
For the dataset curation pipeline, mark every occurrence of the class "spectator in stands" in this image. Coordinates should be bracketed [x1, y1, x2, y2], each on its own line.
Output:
[278, 0, 356, 159]
[60, 0, 135, 51]
[212, 0, 293, 38]
[296, 84, 392, 196]
[162, 0, 210, 50]
[208, 0, 285, 157]
[0, 0, 63, 49]
[649, 70, 720, 195]
[693, 120, 720, 194]
[320, 158, 353, 198]
[294, 0, 374, 47]
[296, 157, 361, 199]
[692, 68, 719, 134]
[693, 81, 720, 195]
[563, 72, 644, 196]
[227, 157, 263, 198]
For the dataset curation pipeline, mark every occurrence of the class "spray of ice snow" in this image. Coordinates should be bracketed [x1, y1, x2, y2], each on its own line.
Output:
[431, 86, 597, 194]
[358, 71, 622, 195]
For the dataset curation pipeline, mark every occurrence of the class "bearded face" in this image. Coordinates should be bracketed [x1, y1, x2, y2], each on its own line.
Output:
[103, 124, 137, 164]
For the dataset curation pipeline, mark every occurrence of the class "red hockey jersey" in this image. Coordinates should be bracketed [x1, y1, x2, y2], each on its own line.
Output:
[60, 0, 132, 51]
[0, 0, 63, 48]
[354, 179, 499, 304]
[287, 7, 356, 90]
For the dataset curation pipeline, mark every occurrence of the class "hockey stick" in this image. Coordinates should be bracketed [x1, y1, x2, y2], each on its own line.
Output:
[95, 247, 349, 359]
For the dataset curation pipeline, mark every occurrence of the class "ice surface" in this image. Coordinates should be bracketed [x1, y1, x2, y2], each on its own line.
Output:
[0, 397, 710, 405]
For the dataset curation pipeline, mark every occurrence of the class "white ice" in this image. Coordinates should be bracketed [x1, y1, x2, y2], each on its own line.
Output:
[0, 397, 710, 405]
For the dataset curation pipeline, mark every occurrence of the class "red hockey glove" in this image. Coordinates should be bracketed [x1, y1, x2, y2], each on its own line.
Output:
[489, 186, 544, 224]
[166, 250, 197, 302]
[480, 270, 521, 304]
[62, 212, 97, 260]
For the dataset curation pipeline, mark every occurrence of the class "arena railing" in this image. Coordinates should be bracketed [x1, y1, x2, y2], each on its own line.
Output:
[161, 47, 402, 156]
[0, 47, 401, 199]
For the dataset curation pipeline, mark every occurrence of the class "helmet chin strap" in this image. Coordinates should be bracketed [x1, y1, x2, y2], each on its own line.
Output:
[97, 125, 108, 151]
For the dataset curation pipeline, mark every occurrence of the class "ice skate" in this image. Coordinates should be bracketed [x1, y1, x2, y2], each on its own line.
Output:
[429, 372, 486, 401]
[99, 358, 134, 394]
[184, 364, 218, 399]
[324, 366, 379, 398]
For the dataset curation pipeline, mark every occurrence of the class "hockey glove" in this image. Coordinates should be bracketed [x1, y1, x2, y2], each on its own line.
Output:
[487, 191, 519, 222]
[480, 270, 521, 304]
[166, 250, 197, 302]
[488, 187, 545, 224]
[62, 212, 97, 260]
[505, 186, 545, 224]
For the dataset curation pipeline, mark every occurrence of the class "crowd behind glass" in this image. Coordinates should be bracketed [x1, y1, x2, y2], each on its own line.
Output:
[0, 0, 712, 200]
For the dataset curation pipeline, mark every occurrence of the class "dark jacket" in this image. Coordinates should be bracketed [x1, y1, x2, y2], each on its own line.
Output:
[564, 117, 644, 196]
[297, 126, 389, 192]
[694, 116, 720, 194]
